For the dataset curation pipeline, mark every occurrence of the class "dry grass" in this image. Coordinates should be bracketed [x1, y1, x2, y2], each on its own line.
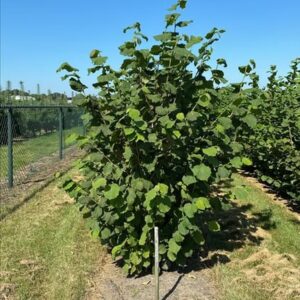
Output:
[213, 174, 300, 300]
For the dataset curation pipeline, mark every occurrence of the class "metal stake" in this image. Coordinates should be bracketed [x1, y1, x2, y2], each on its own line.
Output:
[154, 226, 159, 300]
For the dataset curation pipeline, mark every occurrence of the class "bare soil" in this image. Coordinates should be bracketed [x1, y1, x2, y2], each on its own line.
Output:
[85, 255, 217, 300]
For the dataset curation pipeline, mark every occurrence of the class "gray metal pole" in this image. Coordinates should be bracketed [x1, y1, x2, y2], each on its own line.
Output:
[7, 107, 13, 188]
[58, 107, 63, 159]
[154, 226, 159, 300]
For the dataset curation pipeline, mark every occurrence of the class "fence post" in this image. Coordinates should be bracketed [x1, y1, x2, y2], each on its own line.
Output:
[7, 107, 13, 188]
[58, 107, 63, 159]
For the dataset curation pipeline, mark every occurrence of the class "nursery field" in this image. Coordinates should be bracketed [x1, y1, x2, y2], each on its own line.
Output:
[1, 1, 299, 299]
[0, 171, 299, 299]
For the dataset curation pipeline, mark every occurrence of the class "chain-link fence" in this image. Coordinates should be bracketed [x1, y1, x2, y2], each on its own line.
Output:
[0, 105, 84, 199]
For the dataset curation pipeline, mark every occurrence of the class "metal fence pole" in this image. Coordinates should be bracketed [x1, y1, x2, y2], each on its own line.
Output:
[7, 107, 13, 188]
[58, 107, 63, 159]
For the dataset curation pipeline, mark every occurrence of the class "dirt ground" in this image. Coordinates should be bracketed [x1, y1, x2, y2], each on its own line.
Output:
[85, 255, 217, 300]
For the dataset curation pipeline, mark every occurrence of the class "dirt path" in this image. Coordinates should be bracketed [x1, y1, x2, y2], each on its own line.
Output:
[85, 255, 217, 300]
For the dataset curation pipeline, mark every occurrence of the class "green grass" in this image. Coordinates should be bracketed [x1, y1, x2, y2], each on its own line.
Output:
[0, 173, 104, 299]
[0, 127, 81, 177]
[213, 174, 300, 300]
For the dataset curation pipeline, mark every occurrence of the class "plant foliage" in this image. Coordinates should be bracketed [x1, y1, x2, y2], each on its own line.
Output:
[56, 1, 299, 275]
[233, 60, 300, 201]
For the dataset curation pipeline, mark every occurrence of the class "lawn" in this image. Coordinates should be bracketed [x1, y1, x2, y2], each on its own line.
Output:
[0, 172, 299, 299]
[0, 127, 81, 178]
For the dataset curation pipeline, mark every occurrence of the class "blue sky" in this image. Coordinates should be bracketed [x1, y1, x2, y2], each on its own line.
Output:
[1, 0, 299, 95]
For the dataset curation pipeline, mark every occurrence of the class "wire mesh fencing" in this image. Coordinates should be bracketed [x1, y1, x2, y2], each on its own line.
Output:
[0, 105, 84, 199]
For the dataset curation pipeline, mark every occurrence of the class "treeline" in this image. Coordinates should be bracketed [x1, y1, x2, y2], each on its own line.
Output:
[0, 106, 82, 145]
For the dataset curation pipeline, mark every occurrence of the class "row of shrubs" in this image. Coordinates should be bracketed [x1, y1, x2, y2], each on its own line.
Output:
[0, 104, 82, 145]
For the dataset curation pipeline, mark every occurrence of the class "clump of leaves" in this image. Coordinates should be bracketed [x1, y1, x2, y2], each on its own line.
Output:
[58, 0, 251, 275]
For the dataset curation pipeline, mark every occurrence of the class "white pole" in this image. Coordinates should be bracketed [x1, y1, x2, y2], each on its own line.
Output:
[154, 226, 159, 300]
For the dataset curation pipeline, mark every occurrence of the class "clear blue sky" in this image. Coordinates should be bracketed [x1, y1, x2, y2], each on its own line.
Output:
[1, 0, 299, 95]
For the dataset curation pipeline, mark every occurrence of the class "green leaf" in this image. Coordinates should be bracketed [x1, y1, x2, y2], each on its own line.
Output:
[230, 142, 243, 154]
[198, 93, 211, 107]
[145, 188, 157, 202]
[242, 157, 253, 166]
[101, 227, 111, 240]
[92, 177, 107, 189]
[208, 220, 220, 232]
[150, 45, 162, 55]
[243, 114, 257, 128]
[205, 27, 218, 40]
[174, 47, 193, 59]
[186, 35, 202, 48]
[202, 146, 219, 157]
[217, 166, 230, 179]
[176, 112, 185, 121]
[124, 127, 135, 136]
[65, 133, 78, 144]
[165, 13, 180, 27]
[90, 49, 100, 58]
[154, 32, 172, 42]
[127, 188, 136, 205]
[168, 238, 181, 254]
[123, 22, 141, 33]
[172, 130, 181, 138]
[186, 111, 200, 122]
[56, 62, 78, 73]
[139, 231, 148, 246]
[219, 117, 232, 129]
[176, 20, 193, 27]
[173, 231, 184, 243]
[130, 252, 141, 265]
[192, 164, 211, 181]
[230, 157, 243, 169]
[123, 146, 133, 161]
[92, 56, 107, 65]
[182, 175, 197, 186]
[178, 222, 189, 236]
[239, 65, 252, 74]
[69, 78, 87, 92]
[158, 183, 169, 195]
[195, 197, 210, 210]
[112, 239, 126, 259]
[158, 197, 172, 213]
[167, 250, 177, 262]
[183, 203, 196, 218]
[168, 0, 187, 11]
[127, 108, 141, 121]
[104, 184, 120, 200]
[217, 58, 227, 67]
